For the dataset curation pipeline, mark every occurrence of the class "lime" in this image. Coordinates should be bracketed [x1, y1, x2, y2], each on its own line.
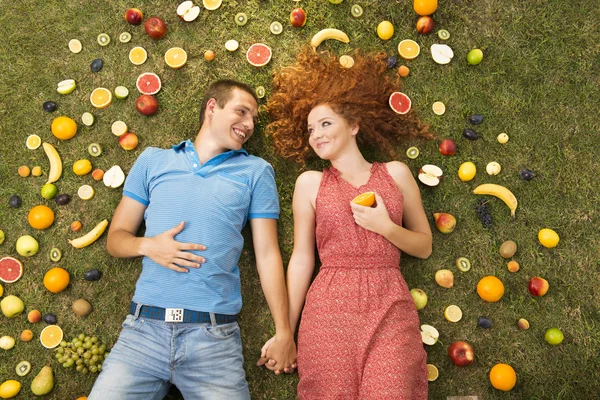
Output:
[545, 328, 564, 345]
[225, 40, 239, 51]
[467, 49, 484, 65]
[57, 79, 76, 95]
[41, 183, 58, 200]
[329, 0, 344, 3]
[437, 29, 450, 40]
[81, 112, 94, 126]
[114, 86, 129, 99]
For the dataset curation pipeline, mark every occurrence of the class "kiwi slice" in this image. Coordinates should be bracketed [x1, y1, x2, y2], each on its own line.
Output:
[456, 257, 471, 272]
[235, 13, 248, 26]
[16, 361, 31, 376]
[97, 33, 111, 46]
[406, 146, 419, 159]
[88, 143, 103, 157]
[50, 247, 62, 262]
[269, 21, 283, 35]
[255, 86, 266, 99]
[351, 4, 363, 18]
[437, 29, 450, 40]
[119, 32, 132, 43]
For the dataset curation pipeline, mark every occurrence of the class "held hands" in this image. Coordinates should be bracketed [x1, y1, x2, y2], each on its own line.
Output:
[144, 221, 206, 272]
[350, 193, 393, 235]
[257, 335, 298, 375]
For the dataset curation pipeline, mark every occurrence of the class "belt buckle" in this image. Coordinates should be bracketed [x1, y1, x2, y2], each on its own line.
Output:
[164, 308, 184, 322]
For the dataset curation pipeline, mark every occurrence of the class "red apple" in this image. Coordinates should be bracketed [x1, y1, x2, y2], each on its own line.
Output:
[136, 94, 159, 116]
[125, 8, 143, 25]
[448, 341, 475, 366]
[290, 8, 307, 27]
[144, 17, 167, 40]
[119, 132, 139, 151]
[528, 276, 549, 297]
[438, 138, 456, 156]
[416, 16, 434, 34]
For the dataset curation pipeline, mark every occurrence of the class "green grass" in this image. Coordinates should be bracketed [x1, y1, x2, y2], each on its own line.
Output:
[1, 0, 599, 398]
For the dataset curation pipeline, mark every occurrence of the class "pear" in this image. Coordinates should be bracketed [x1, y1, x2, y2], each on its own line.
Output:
[435, 269, 454, 288]
[31, 366, 54, 396]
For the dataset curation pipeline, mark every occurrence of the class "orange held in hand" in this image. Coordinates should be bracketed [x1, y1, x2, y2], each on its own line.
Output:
[43, 267, 70, 293]
[352, 192, 375, 207]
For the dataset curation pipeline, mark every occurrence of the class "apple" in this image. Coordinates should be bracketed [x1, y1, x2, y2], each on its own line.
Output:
[136, 94, 159, 116]
[435, 269, 454, 288]
[410, 288, 428, 310]
[28, 309, 42, 323]
[545, 328, 564, 345]
[418, 164, 443, 186]
[125, 8, 143, 25]
[420, 324, 439, 345]
[467, 49, 484, 65]
[448, 341, 475, 366]
[433, 212, 456, 233]
[416, 16, 434, 34]
[16, 234, 39, 257]
[144, 17, 167, 40]
[1, 295, 24, 318]
[177, 1, 200, 22]
[119, 132, 139, 151]
[438, 138, 456, 156]
[528, 276, 549, 297]
[103, 166, 126, 189]
[290, 8, 307, 27]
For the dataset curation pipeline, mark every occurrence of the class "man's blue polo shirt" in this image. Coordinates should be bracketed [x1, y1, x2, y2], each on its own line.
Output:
[122, 140, 279, 315]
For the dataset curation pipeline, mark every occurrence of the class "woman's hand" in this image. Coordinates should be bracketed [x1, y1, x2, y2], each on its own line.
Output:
[350, 193, 394, 235]
[257, 336, 297, 374]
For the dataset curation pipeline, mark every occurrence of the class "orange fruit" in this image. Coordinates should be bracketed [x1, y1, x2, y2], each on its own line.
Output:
[51, 116, 77, 140]
[414, 0, 438, 16]
[90, 87, 112, 109]
[128, 46, 147, 65]
[538, 228, 559, 248]
[28, 205, 55, 230]
[77, 397, 88, 400]
[40, 324, 63, 349]
[165, 47, 187, 69]
[477, 276, 505, 302]
[489, 363, 517, 391]
[352, 192, 375, 207]
[73, 159, 92, 176]
[43, 267, 70, 293]
[398, 39, 420, 60]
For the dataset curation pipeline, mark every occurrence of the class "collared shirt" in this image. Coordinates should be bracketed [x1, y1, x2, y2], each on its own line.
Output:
[123, 140, 279, 314]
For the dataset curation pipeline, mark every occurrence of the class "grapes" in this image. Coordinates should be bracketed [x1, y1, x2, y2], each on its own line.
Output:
[475, 198, 493, 228]
[53, 332, 110, 375]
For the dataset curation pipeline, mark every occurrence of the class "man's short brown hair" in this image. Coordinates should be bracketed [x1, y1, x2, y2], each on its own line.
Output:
[199, 80, 258, 125]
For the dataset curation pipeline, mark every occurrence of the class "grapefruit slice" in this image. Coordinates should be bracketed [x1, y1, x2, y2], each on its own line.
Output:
[246, 43, 272, 67]
[398, 39, 420, 60]
[165, 47, 187, 69]
[136, 72, 162, 95]
[0, 257, 23, 283]
[40, 325, 63, 349]
[389, 92, 411, 115]
[90, 88, 113, 109]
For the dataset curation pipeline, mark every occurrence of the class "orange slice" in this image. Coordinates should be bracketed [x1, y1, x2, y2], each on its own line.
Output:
[40, 325, 63, 349]
[427, 364, 439, 381]
[26, 134, 42, 150]
[90, 88, 112, 109]
[203, 0, 222, 10]
[352, 191, 375, 207]
[129, 46, 147, 65]
[398, 39, 420, 60]
[165, 47, 187, 69]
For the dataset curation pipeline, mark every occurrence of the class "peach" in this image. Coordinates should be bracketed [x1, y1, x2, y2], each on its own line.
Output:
[125, 8, 143, 25]
[27, 309, 42, 323]
[119, 132, 139, 151]
[91, 168, 105, 181]
[528, 276, 549, 297]
[433, 212, 456, 233]
[20, 329, 33, 342]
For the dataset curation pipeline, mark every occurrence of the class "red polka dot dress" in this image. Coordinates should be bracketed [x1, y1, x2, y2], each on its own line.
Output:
[297, 163, 428, 400]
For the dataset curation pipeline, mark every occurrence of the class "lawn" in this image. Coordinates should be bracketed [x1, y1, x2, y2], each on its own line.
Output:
[0, 0, 599, 399]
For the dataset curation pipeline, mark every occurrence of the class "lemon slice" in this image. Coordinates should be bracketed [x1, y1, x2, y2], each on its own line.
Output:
[68, 39, 82, 53]
[427, 364, 439, 381]
[77, 184, 95, 200]
[432, 101, 446, 115]
[225, 40, 239, 52]
[444, 305, 462, 322]
[203, 0, 222, 10]
[26, 134, 42, 150]
[81, 112, 95, 126]
[111, 121, 128, 137]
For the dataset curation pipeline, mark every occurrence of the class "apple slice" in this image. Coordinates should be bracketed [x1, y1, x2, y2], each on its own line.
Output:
[431, 44, 454, 65]
[103, 166, 125, 188]
[177, 1, 193, 17]
[420, 324, 439, 345]
[177, 1, 200, 22]
[418, 164, 443, 186]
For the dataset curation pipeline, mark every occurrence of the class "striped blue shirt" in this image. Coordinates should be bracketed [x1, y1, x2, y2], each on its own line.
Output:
[123, 140, 279, 314]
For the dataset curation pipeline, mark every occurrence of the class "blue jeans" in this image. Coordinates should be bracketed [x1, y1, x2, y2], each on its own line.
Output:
[88, 314, 250, 400]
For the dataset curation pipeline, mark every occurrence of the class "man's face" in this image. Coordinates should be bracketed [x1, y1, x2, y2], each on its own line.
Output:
[208, 89, 258, 151]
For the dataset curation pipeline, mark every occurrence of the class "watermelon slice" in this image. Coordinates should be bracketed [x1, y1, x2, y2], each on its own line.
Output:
[136, 72, 162, 95]
[389, 92, 411, 115]
[246, 43, 272, 67]
[0, 257, 23, 283]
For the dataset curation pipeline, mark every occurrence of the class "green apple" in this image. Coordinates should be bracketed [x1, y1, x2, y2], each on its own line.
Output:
[16, 235, 39, 257]
[545, 328, 564, 345]
[0, 229, 5, 244]
[1, 295, 25, 318]
[467, 49, 484, 65]
[410, 288, 428, 310]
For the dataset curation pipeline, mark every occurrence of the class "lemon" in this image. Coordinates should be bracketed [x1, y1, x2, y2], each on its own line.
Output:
[444, 305, 462, 322]
[225, 40, 239, 52]
[73, 159, 92, 176]
[377, 21, 394, 40]
[538, 228, 559, 248]
[0, 380, 21, 398]
[68, 39, 82, 53]
[0, 284, 3, 297]
[77, 184, 95, 200]
[458, 162, 476, 182]
[111, 121, 128, 136]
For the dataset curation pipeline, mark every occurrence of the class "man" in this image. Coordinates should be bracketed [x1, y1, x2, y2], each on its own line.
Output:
[89, 80, 296, 399]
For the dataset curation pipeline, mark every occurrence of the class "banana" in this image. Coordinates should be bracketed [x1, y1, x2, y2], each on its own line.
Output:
[68, 219, 109, 249]
[473, 184, 518, 218]
[310, 28, 350, 48]
[42, 142, 62, 184]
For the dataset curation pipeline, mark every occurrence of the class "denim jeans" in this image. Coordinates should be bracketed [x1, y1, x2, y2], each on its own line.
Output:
[88, 314, 250, 400]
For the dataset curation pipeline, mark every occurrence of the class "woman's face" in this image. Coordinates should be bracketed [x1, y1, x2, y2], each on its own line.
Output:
[307, 104, 358, 160]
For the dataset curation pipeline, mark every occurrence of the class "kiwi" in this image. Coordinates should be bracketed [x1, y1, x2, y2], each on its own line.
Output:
[499, 240, 517, 258]
[97, 33, 111, 46]
[235, 13, 248, 26]
[119, 32, 132, 43]
[269, 21, 283, 35]
[49, 248, 62, 262]
[456, 257, 471, 272]
[88, 143, 103, 157]
[72, 299, 92, 317]
[437, 29, 450, 40]
[406, 146, 419, 159]
[255, 86, 266, 99]
[16, 361, 31, 376]
[351, 4, 363, 17]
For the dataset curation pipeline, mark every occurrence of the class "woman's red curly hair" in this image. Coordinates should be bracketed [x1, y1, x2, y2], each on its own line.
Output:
[266, 47, 432, 165]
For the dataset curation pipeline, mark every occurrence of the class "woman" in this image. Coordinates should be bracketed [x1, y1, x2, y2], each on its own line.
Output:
[261, 48, 433, 399]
